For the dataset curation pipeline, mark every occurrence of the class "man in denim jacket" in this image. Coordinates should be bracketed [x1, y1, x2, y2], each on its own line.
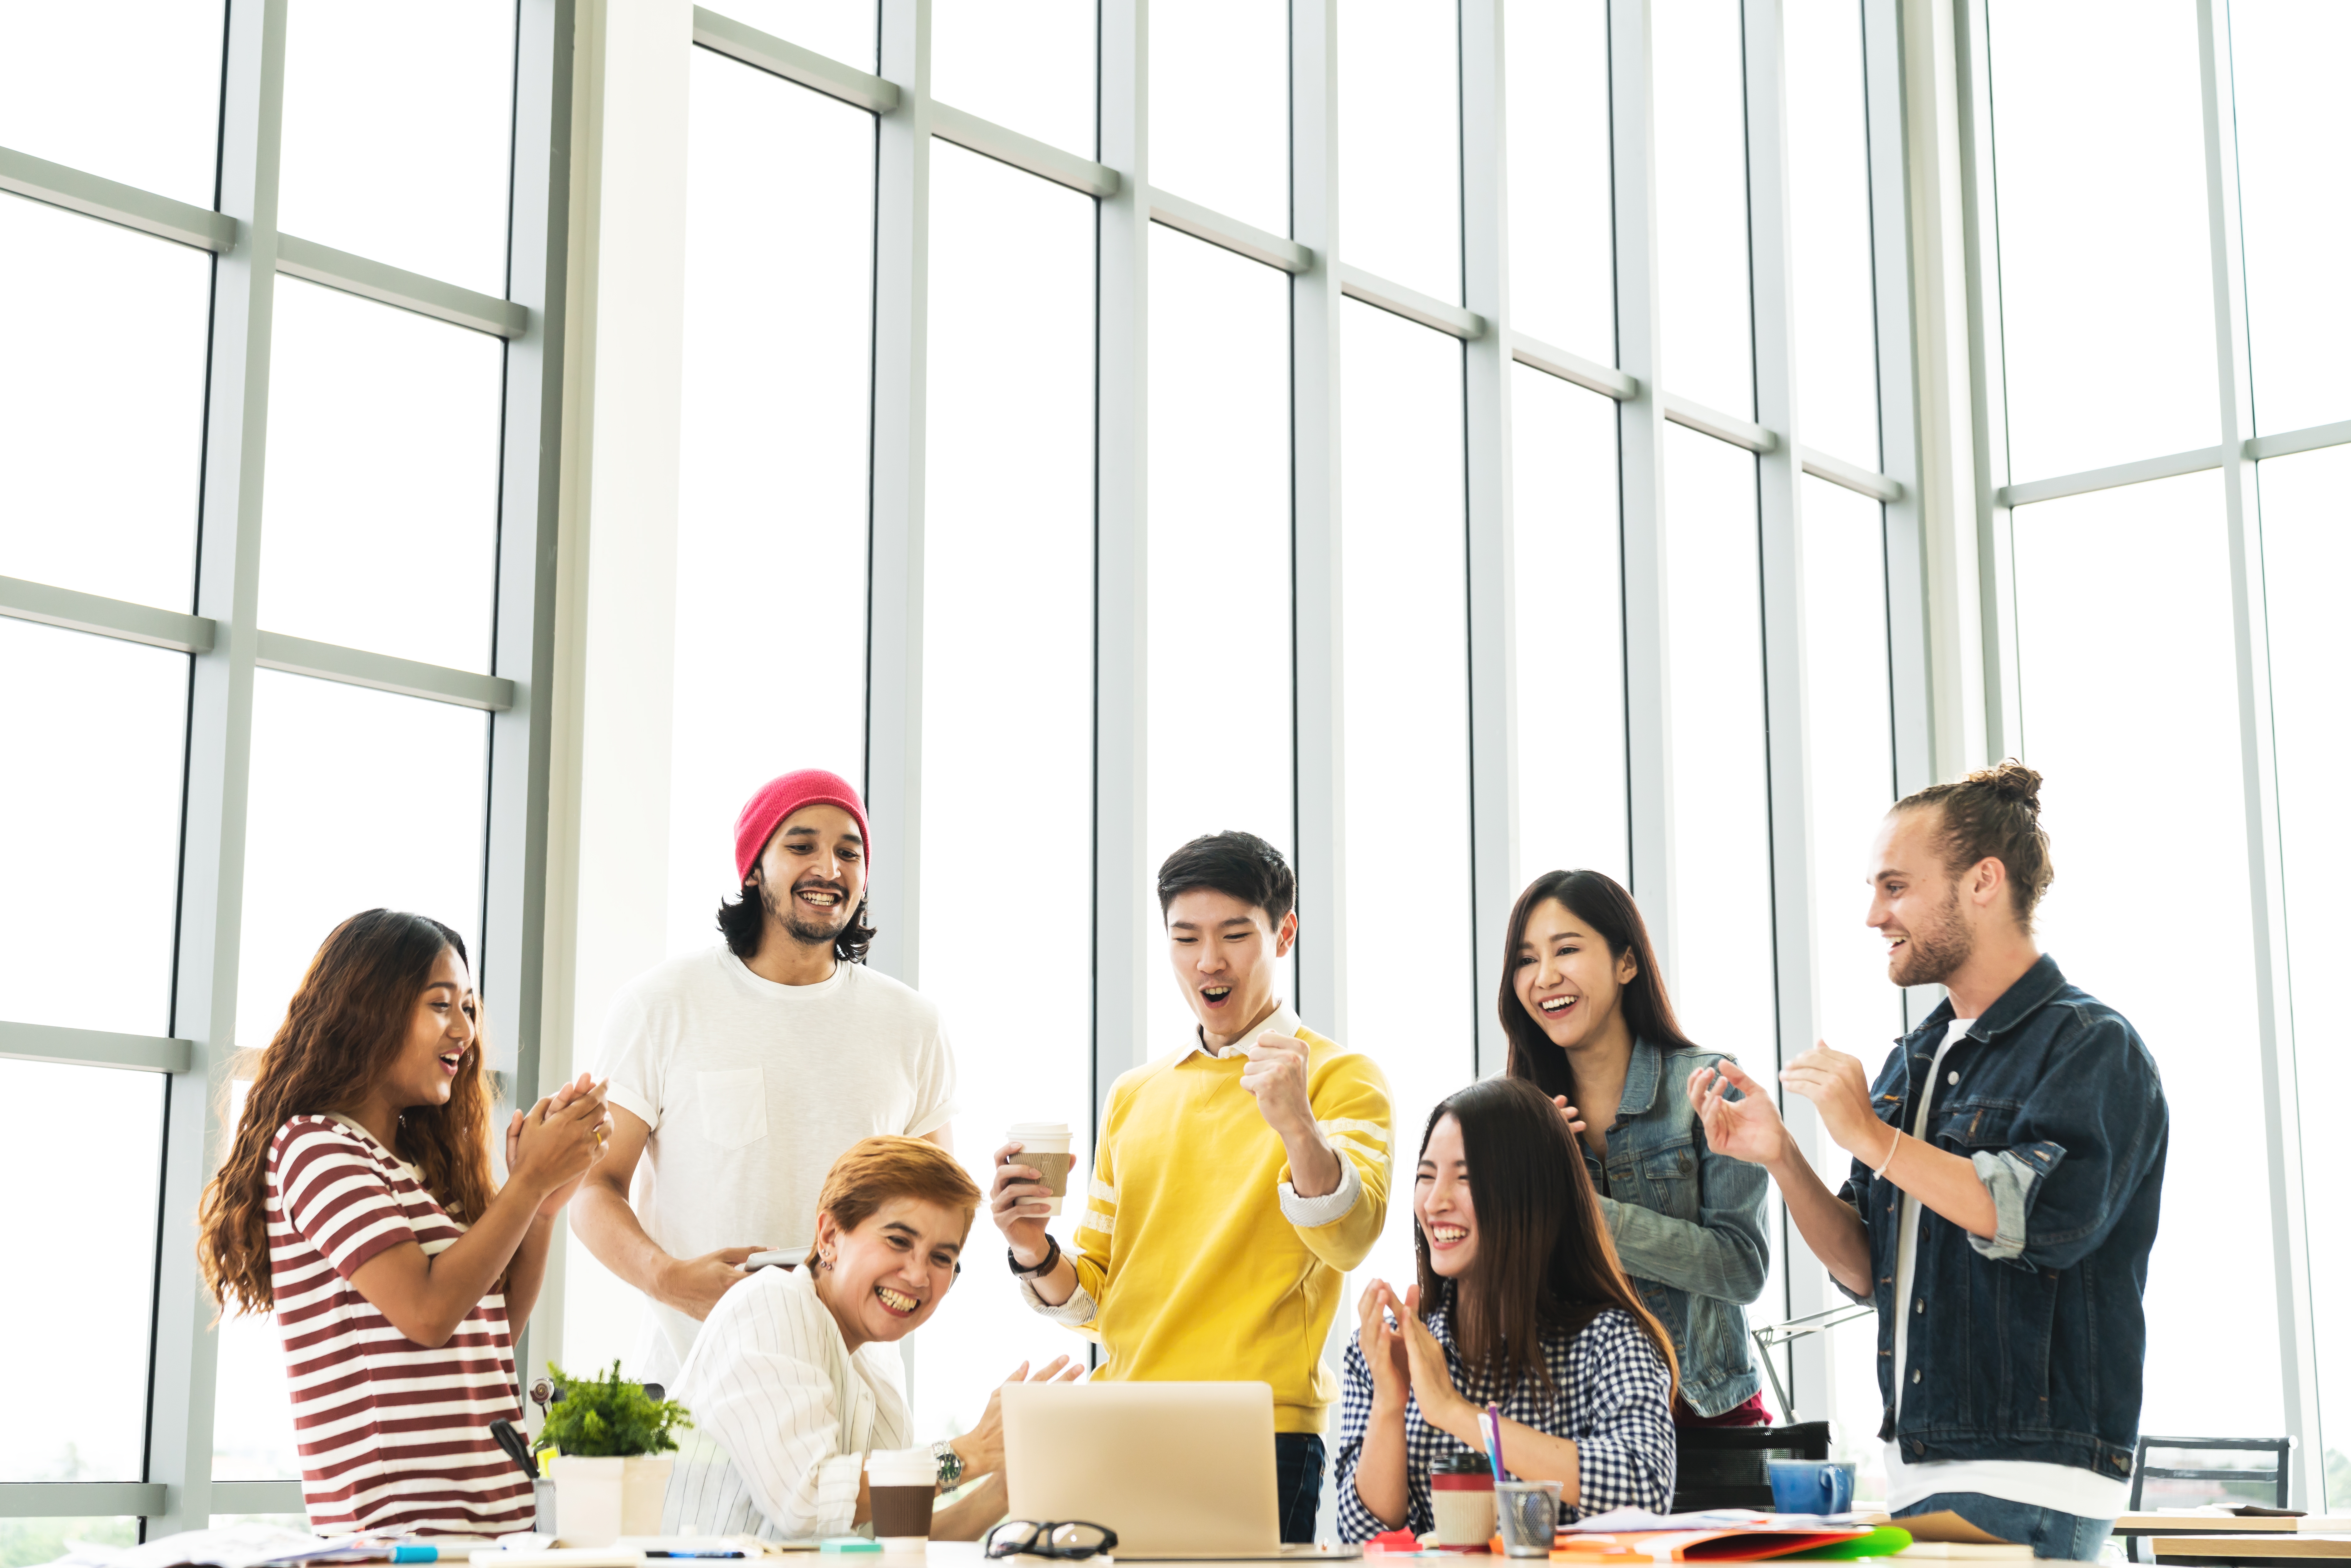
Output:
[1692, 763, 2167, 1560]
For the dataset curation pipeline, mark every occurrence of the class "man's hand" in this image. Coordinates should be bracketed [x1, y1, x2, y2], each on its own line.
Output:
[988, 1140, 1056, 1267]
[1238, 1030, 1316, 1138]
[1780, 1042, 1895, 1164]
[654, 1246, 766, 1320]
[1687, 1060, 1793, 1167]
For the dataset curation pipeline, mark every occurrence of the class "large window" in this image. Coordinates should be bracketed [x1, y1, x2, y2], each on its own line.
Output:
[0, 0, 569, 1535]
[1969, 0, 2346, 1503]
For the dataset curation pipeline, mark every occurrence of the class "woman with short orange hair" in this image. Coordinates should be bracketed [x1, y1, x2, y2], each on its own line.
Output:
[664, 1135, 1077, 1541]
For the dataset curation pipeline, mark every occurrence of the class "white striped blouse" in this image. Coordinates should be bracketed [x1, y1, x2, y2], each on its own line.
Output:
[662, 1264, 918, 1542]
[266, 1115, 534, 1535]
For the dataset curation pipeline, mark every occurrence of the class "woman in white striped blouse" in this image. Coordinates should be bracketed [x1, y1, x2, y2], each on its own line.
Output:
[665, 1136, 1078, 1542]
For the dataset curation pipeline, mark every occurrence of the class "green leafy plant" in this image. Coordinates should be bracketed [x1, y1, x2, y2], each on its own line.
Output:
[536, 1360, 693, 1457]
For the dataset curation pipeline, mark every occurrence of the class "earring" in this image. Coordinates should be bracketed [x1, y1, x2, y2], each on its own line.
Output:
[820, 1251, 835, 1271]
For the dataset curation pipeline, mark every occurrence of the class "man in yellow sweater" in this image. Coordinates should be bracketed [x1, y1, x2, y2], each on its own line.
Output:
[989, 830, 1393, 1542]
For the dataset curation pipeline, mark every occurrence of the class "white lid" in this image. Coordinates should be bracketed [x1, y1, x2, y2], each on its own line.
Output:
[866, 1449, 936, 1483]
[1005, 1121, 1071, 1136]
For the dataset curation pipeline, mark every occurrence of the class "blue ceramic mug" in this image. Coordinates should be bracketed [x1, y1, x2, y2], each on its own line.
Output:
[1767, 1458, 1857, 1515]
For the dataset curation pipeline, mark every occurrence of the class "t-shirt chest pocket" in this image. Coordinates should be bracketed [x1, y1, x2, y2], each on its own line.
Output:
[695, 1066, 769, 1150]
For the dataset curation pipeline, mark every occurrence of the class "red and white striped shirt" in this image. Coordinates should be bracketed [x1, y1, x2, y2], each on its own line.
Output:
[266, 1114, 534, 1535]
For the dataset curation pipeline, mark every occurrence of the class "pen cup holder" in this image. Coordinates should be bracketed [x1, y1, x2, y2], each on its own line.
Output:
[1495, 1480, 1562, 1559]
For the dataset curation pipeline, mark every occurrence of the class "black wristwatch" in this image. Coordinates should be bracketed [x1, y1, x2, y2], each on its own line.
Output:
[1008, 1231, 1062, 1279]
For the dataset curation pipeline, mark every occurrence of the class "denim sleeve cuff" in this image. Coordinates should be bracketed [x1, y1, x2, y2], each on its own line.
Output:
[1018, 1272, 1099, 1325]
[1280, 1153, 1363, 1228]
[1967, 1140, 2067, 1263]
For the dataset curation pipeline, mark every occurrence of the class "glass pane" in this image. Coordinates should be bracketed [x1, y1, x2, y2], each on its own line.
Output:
[2230, 2, 2351, 436]
[259, 278, 504, 673]
[1340, 298, 1473, 1296]
[718, 0, 877, 69]
[1150, 0, 1289, 237]
[930, 0, 1096, 158]
[1510, 364, 1628, 886]
[234, 672, 488, 1055]
[917, 142, 1096, 1440]
[0, 621, 187, 1035]
[2255, 446, 2351, 1503]
[1988, 0, 2216, 481]
[0, 1063, 164, 1482]
[1786, 0, 1880, 468]
[1146, 224, 1295, 1055]
[0, 194, 211, 610]
[1504, 0, 1614, 361]
[1654, 0, 1754, 419]
[670, 52, 876, 957]
[214, 1076, 302, 1481]
[1338, 0, 1463, 304]
[2011, 469, 2280, 1437]
[1662, 426, 1772, 1055]
[278, 0, 517, 296]
[1799, 478, 1901, 1064]
[0, 0, 225, 206]
[0, 1519, 140, 1565]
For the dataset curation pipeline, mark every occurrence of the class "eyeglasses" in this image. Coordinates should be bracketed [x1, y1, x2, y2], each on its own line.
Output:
[984, 1520, 1118, 1560]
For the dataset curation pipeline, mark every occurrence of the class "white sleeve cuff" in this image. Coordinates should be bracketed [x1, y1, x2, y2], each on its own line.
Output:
[1279, 1153, 1364, 1228]
[811, 1451, 865, 1538]
[1018, 1270, 1099, 1325]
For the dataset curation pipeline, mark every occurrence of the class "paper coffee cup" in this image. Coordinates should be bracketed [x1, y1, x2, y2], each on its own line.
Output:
[1008, 1121, 1073, 1215]
[867, 1449, 937, 1550]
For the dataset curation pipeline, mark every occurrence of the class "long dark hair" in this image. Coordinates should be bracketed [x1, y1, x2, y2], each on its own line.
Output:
[1499, 869, 1698, 1108]
[198, 910, 497, 1315]
[1414, 1076, 1678, 1399]
[716, 881, 875, 965]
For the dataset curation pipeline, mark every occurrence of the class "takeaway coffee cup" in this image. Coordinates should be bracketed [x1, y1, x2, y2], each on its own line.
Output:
[1008, 1122, 1074, 1215]
[867, 1449, 937, 1549]
[1431, 1454, 1497, 1549]
[1767, 1458, 1857, 1516]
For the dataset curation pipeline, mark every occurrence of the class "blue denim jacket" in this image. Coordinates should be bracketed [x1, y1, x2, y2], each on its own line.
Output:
[1576, 1038, 1771, 1417]
[1834, 954, 2168, 1481]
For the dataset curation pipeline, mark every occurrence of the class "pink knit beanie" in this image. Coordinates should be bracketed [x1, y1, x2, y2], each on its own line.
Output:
[733, 769, 873, 883]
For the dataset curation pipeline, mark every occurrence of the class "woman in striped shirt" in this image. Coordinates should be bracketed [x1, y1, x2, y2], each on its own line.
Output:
[1336, 1076, 1679, 1541]
[198, 908, 611, 1536]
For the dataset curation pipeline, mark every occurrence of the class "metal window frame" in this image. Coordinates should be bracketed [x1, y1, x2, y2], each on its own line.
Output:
[0, 0, 572, 1531]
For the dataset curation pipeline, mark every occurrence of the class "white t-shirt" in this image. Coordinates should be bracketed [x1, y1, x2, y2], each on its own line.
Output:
[597, 948, 960, 1384]
[1884, 1020, 2127, 1518]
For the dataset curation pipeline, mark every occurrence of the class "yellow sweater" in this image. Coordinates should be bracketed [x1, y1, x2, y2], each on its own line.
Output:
[1060, 1011, 1392, 1433]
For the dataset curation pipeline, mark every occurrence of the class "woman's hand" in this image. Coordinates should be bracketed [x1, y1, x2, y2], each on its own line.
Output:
[1550, 1095, 1588, 1138]
[1355, 1279, 1409, 1409]
[1399, 1284, 1478, 1441]
[510, 1079, 609, 1201]
[509, 1073, 604, 1218]
[953, 1355, 1082, 1480]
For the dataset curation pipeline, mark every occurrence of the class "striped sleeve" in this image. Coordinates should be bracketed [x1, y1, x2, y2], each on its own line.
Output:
[275, 1122, 418, 1281]
[678, 1276, 869, 1539]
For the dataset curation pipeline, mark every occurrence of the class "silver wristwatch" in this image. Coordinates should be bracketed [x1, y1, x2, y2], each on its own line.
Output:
[931, 1439, 964, 1491]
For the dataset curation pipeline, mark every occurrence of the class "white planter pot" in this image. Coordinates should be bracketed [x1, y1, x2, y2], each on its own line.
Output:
[549, 1453, 676, 1546]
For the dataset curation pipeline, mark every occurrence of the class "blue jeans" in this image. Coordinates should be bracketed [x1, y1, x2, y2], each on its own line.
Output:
[1274, 1433, 1325, 1544]
[1898, 1493, 2113, 1561]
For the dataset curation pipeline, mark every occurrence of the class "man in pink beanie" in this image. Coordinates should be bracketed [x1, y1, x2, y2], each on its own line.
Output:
[571, 768, 961, 1388]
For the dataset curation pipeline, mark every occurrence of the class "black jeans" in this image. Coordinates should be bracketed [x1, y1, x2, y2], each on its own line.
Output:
[1273, 1432, 1326, 1544]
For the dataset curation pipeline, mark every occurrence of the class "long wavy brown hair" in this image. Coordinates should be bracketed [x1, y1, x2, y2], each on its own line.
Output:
[1415, 1076, 1679, 1402]
[198, 909, 498, 1316]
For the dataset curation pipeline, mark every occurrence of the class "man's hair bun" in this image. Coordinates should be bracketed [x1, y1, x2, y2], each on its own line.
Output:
[1968, 759, 2044, 812]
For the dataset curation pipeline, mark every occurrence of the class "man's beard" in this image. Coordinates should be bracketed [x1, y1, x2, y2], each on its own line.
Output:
[762, 879, 856, 948]
[1889, 883, 1973, 987]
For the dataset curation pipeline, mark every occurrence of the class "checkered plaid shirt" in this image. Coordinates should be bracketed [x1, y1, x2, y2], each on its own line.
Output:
[1334, 1296, 1677, 1542]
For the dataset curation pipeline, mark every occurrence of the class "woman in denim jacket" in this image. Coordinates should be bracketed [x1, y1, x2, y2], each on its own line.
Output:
[1501, 870, 1772, 1425]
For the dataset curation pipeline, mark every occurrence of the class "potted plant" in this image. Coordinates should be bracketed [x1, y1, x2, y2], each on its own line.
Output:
[535, 1360, 693, 1545]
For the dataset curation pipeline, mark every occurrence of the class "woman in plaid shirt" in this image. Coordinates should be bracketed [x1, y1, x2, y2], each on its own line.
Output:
[1337, 1077, 1678, 1541]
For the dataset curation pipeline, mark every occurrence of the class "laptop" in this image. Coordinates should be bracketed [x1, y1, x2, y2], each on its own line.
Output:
[1000, 1381, 1363, 1561]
